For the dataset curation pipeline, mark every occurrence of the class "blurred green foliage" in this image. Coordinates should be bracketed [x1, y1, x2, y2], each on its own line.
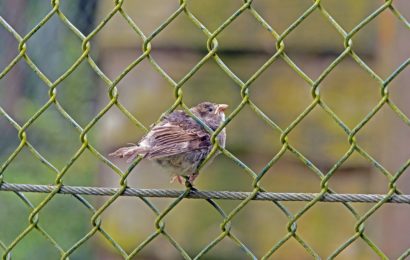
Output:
[0, 0, 98, 259]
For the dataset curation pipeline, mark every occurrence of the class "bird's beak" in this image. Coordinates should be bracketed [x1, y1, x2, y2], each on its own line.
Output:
[216, 104, 229, 114]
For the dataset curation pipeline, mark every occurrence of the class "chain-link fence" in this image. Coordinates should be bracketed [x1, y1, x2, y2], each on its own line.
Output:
[1, 0, 410, 259]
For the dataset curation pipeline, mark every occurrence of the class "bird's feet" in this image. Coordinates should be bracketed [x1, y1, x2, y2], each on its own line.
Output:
[170, 176, 184, 184]
[170, 173, 198, 189]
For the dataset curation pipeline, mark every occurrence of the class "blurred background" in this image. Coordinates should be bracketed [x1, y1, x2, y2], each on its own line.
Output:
[1, 0, 410, 259]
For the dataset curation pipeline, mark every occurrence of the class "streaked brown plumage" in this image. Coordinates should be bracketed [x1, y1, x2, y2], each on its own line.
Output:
[109, 102, 228, 185]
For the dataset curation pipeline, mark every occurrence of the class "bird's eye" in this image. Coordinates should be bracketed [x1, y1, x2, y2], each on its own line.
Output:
[208, 107, 213, 112]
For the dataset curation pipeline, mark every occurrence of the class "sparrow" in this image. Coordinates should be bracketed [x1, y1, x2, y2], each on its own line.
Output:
[109, 102, 228, 186]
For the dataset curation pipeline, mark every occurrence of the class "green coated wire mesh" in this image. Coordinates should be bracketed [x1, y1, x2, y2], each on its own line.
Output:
[1, 0, 410, 259]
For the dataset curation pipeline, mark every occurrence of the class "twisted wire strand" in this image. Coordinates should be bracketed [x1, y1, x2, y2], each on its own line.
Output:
[1, 183, 410, 203]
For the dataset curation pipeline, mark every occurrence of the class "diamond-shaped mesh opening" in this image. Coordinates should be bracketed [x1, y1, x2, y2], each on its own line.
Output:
[356, 106, 410, 173]
[0, 191, 31, 243]
[0, 59, 51, 122]
[250, 59, 313, 128]
[195, 153, 252, 191]
[223, 105, 283, 172]
[60, 149, 100, 187]
[282, 9, 346, 74]
[181, 59, 242, 104]
[58, 0, 98, 35]
[0, 116, 21, 159]
[1, 146, 56, 184]
[11, 230, 62, 259]
[252, 0, 313, 34]
[0, 1, 52, 36]
[215, 9, 277, 54]
[36, 194, 95, 248]
[93, 13, 144, 73]
[318, 0, 378, 33]
[326, 152, 381, 194]
[121, 0, 180, 35]
[1, 0, 410, 259]
[98, 196, 159, 250]
[261, 151, 322, 193]
[23, 105, 83, 167]
[0, 26, 20, 71]
[111, 61, 176, 119]
[286, 106, 351, 172]
[388, 66, 410, 116]
[159, 199, 232, 250]
[335, 238, 385, 259]
[320, 56, 382, 128]
[227, 200, 290, 254]
[56, 61, 101, 126]
[266, 235, 318, 260]
[24, 15, 85, 82]
[144, 7, 208, 52]
[370, 10, 410, 77]
[296, 202, 358, 256]
[186, 0, 243, 33]
[367, 202, 410, 259]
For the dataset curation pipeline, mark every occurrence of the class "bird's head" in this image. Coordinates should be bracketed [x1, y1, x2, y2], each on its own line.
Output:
[190, 102, 228, 130]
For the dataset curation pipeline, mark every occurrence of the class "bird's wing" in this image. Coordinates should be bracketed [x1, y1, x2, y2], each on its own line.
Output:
[143, 120, 211, 159]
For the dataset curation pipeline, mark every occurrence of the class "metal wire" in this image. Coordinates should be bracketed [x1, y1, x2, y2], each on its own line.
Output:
[1, 0, 410, 259]
[2, 183, 410, 204]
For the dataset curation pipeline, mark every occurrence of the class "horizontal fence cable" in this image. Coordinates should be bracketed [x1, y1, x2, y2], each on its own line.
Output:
[1, 183, 410, 203]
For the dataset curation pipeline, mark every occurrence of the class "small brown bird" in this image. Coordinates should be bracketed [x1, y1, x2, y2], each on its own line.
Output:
[109, 102, 228, 186]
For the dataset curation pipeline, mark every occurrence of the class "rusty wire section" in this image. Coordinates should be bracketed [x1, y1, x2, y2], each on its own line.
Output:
[0, 0, 410, 259]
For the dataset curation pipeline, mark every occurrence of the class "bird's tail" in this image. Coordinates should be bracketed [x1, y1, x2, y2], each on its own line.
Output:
[109, 145, 149, 163]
